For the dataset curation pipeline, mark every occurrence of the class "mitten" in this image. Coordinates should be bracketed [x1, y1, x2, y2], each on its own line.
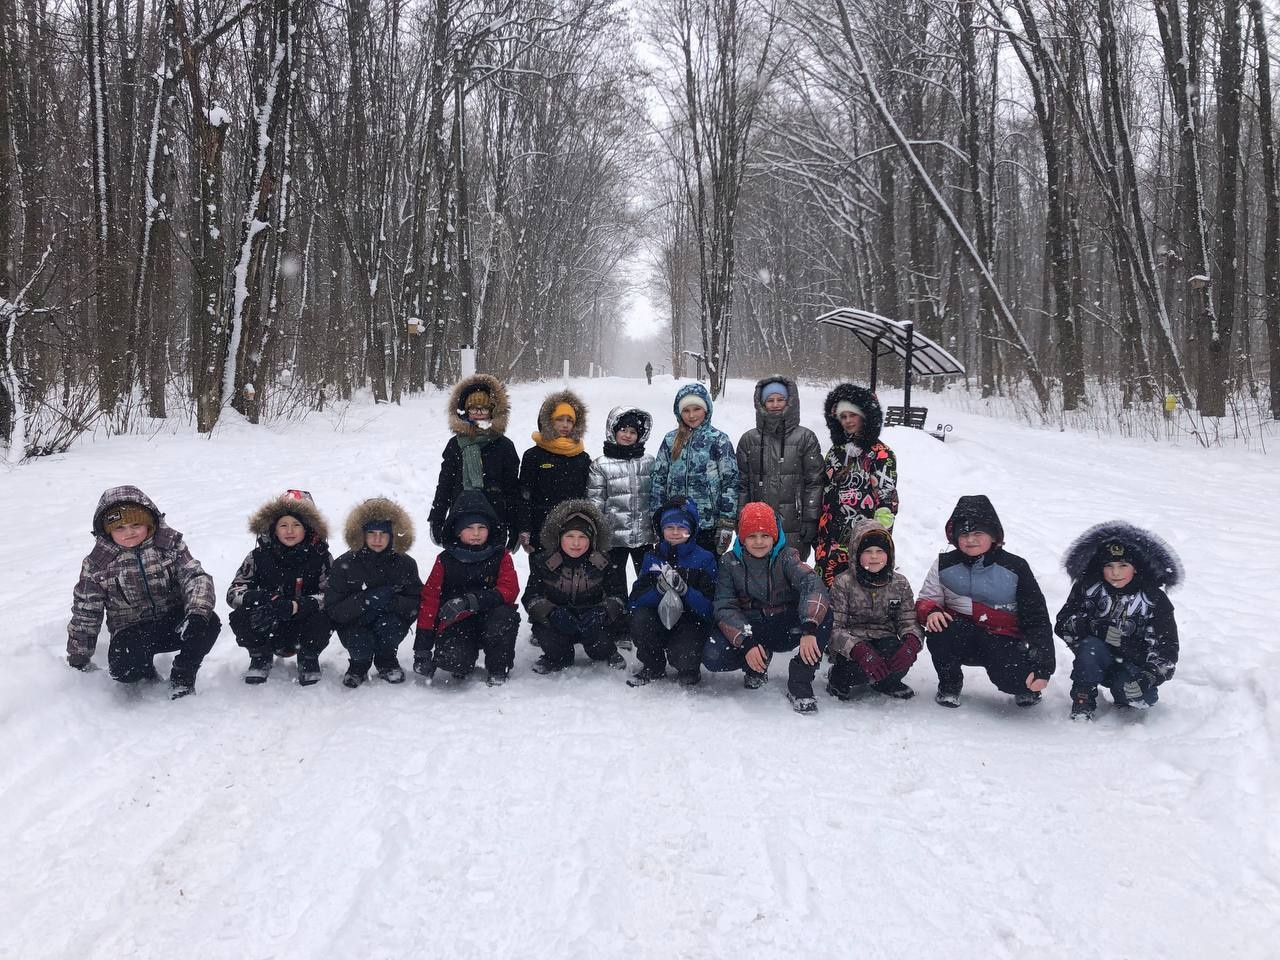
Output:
[799, 521, 818, 547]
[664, 569, 688, 596]
[249, 604, 282, 634]
[715, 528, 735, 554]
[873, 506, 895, 529]
[240, 588, 270, 609]
[176, 614, 209, 645]
[438, 594, 476, 623]
[886, 634, 922, 674]
[429, 520, 445, 547]
[851, 641, 891, 682]
[603, 596, 626, 623]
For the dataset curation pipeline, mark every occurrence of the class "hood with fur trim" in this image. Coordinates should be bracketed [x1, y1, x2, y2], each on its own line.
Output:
[605, 405, 652, 445]
[540, 498, 612, 555]
[92, 485, 165, 538]
[823, 383, 883, 448]
[343, 497, 415, 553]
[535, 389, 588, 442]
[448, 374, 511, 438]
[249, 494, 330, 545]
[1063, 521, 1182, 589]
[753, 375, 801, 434]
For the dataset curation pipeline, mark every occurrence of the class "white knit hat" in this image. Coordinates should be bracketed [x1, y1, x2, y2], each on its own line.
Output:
[678, 393, 708, 414]
[834, 400, 864, 418]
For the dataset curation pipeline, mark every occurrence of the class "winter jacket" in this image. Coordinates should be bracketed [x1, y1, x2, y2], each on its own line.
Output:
[1054, 521, 1183, 682]
[227, 495, 332, 617]
[713, 506, 830, 647]
[68, 486, 218, 659]
[418, 492, 520, 633]
[815, 385, 898, 571]
[828, 518, 919, 659]
[520, 390, 591, 547]
[916, 496, 1055, 676]
[629, 497, 718, 622]
[522, 499, 616, 622]
[587, 406, 656, 549]
[429, 374, 521, 548]
[325, 498, 422, 627]
[650, 383, 740, 534]
[735, 376, 824, 548]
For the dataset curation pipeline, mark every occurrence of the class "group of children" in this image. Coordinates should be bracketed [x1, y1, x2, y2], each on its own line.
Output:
[66, 376, 1183, 722]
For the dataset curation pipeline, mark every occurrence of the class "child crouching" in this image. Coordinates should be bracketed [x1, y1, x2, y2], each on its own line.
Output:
[1056, 522, 1182, 720]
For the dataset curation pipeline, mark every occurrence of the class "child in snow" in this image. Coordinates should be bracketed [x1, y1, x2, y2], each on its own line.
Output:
[227, 490, 332, 686]
[649, 383, 739, 556]
[413, 491, 520, 686]
[917, 495, 1054, 708]
[66, 485, 220, 699]
[826, 519, 922, 701]
[814, 383, 899, 587]
[705, 502, 832, 713]
[587, 405, 656, 647]
[1055, 522, 1182, 720]
[519, 389, 592, 553]
[521, 499, 627, 674]
[324, 497, 423, 688]
[428, 375, 521, 549]
[735, 377, 824, 561]
[625, 496, 717, 687]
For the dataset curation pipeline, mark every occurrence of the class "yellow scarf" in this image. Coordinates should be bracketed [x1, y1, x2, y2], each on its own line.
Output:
[532, 431, 584, 456]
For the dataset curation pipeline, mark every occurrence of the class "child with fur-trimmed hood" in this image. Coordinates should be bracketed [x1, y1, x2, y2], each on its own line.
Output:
[521, 499, 627, 674]
[827, 519, 922, 701]
[429, 375, 522, 549]
[227, 491, 333, 686]
[519, 389, 592, 553]
[325, 498, 423, 688]
[1055, 521, 1182, 720]
[66, 485, 220, 699]
[414, 491, 521, 686]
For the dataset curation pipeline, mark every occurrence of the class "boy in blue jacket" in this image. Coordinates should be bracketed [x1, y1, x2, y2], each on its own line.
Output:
[626, 496, 718, 687]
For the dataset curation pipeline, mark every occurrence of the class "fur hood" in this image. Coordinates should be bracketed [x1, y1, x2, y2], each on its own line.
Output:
[605, 405, 652, 445]
[448, 374, 511, 438]
[822, 383, 883, 448]
[535, 389, 588, 442]
[540, 497, 612, 555]
[753, 375, 801, 434]
[343, 497, 415, 553]
[248, 494, 330, 544]
[1063, 521, 1183, 589]
[92, 485, 166, 538]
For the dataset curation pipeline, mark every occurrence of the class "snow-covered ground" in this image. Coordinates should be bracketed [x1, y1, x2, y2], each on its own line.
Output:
[2, 376, 1277, 959]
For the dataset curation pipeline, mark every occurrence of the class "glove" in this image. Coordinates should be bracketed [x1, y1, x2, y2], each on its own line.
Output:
[851, 641, 891, 682]
[663, 568, 688, 596]
[67, 652, 93, 671]
[548, 607, 577, 635]
[603, 596, 625, 623]
[365, 585, 395, 612]
[415, 627, 436, 652]
[715, 528, 735, 554]
[1141, 667, 1164, 688]
[577, 605, 609, 635]
[873, 506, 895, 529]
[249, 604, 283, 634]
[799, 521, 817, 547]
[429, 520, 445, 547]
[177, 614, 209, 645]
[886, 634, 922, 674]
[241, 588, 270, 609]
[438, 594, 477, 623]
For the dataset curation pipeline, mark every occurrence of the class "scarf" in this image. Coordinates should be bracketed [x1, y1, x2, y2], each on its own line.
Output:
[603, 440, 646, 460]
[532, 431, 585, 457]
[457, 432, 492, 490]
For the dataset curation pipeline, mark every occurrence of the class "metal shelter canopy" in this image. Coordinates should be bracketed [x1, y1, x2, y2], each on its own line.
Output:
[816, 307, 965, 409]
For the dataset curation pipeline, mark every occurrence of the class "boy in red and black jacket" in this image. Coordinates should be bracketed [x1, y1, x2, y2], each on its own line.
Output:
[415, 492, 520, 686]
[917, 495, 1054, 708]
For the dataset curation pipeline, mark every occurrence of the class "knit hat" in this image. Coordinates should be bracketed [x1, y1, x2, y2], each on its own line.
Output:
[659, 507, 694, 534]
[561, 511, 596, 540]
[834, 400, 864, 418]
[463, 389, 492, 411]
[362, 518, 394, 536]
[614, 410, 647, 436]
[452, 511, 491, 534]
[678, 393, 708, 415]
[857, 527, 892, 557]
[954, 513, 999, 538]
[760, 381, 789, 402]
[102, 503, 156, 537]
[737, 502, 778, 540]
[551, 402, 577, 423]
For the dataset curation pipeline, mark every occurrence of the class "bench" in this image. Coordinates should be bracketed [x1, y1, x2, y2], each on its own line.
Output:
[884, 405, 928, 429]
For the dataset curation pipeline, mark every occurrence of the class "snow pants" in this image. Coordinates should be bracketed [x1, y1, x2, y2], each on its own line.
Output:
[337, 613, 411, 663]
[926, 618, 1035, 694]
[1070, 637, 1159, 706]
[630, 606, 708, 675]
[703, 609, 834, 697]
[605, 545, 649, 638]
[828, 634, 913, 692]
[108, 611, 221, 683]
[229, 605, 331, 658]
[533, 614, 618, 667]
[427, 606, 521, 675]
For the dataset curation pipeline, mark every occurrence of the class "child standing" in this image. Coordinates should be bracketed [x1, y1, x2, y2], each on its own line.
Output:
[519, 390, 591, 553]
[66, 485, 220, 699]
[1055, 521, 1182, 720]
[429, 374, 522, 549]
[325, 497, 423, 688]
[414, 491, 521, 686]
[917, 495, 1054, 708]
[625, 496, 717, 687]
[705, 502, 832, 713]
[521, 499, 627, 674]
[587, 406, 656, 647]
[826, 519, 922, 701]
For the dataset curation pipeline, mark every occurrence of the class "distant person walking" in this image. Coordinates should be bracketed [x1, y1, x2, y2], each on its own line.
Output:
[645, 361, 654, 385]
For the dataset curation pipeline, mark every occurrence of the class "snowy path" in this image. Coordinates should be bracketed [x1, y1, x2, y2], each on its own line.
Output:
[1, 377, 1276, 959]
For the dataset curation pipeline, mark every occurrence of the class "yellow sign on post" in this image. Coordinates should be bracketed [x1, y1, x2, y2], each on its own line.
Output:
[1163, 394, 1177, 418]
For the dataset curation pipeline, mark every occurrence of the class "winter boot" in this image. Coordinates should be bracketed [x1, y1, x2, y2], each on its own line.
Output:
[873, 679, 915, 700]
[743, 668, 768, 690]
[627, 664, 667, 687]
[486, 668, 509, 687]
[1070, 685, 1098, 721]
[1014, 690, 1042, 708]
[141, 663, 162, 683]
[244, 654, 273, 685]
[297, 655, 321, 687]
[935, 681, 962, 708]
[676, 669, 701, 687]
[787, 692, 818, 714]
[606, 651, 627, 670]
[374, 654, 405, 684]
[826, 681, 865, 701]
[343, 659, 371, 688]
[169, 670, 196, 700]
[1118, 677, 1156, 710]
[413, 656, 436, 679]
[532, 655, 570, 675]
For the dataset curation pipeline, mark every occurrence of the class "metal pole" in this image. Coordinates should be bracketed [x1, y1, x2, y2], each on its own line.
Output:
[903, 322, 915, 409]
[869, 336, 880, 390]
